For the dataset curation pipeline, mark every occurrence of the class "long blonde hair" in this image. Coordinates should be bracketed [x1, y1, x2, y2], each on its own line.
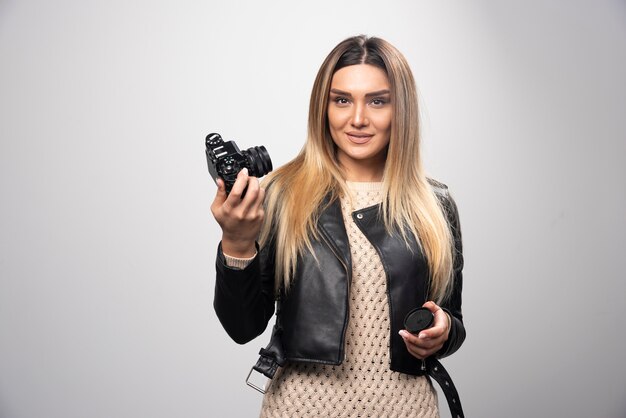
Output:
[260, 35, 455, 303]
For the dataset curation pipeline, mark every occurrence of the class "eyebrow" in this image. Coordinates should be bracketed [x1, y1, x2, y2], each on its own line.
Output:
[329, 88, 391, 98]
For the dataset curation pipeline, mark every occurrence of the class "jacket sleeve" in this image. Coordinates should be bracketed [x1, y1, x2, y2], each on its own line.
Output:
[437, 188, 466, 359]
[213, 238, 276, 344]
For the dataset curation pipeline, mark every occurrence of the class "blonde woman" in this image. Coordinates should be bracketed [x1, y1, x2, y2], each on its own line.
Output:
[211, 35, 465, 418]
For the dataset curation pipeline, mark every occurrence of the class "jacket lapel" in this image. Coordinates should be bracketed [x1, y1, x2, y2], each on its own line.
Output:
[317, 198, 352, 273]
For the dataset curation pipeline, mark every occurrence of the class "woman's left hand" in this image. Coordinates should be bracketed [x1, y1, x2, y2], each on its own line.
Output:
[399, 301, 450, 360]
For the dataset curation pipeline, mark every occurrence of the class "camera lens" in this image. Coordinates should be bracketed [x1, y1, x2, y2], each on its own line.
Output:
[403, 307, 434, 334]
[243, 146, 273, 177]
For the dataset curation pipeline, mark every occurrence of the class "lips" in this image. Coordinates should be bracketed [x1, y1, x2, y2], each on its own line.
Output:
[346, 132, 374, 144]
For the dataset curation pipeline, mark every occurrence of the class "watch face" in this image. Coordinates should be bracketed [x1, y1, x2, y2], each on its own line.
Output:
[404, 307, 434, 334]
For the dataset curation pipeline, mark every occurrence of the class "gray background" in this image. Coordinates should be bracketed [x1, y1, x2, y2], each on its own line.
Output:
[1, 1, 625, 417]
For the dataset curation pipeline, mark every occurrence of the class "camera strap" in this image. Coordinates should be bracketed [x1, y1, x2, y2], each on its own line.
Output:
[245, 323, 285, 393]
[245, 300, 285, 394]
[247, 345, 464, 418]
[424, 357, 465, 418]
[245, 303, 464, 417]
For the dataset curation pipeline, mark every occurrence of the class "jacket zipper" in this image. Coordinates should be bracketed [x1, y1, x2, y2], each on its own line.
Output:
[318, 229, 351, 363]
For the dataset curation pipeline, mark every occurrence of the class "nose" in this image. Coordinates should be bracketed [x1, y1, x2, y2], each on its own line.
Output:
[351, 102, 369, 128]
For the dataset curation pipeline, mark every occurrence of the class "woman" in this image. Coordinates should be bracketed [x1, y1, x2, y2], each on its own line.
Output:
[211, 35, 465, 418]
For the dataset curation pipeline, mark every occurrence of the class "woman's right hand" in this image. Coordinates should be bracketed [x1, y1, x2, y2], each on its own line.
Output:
[210, 168, 266, 258]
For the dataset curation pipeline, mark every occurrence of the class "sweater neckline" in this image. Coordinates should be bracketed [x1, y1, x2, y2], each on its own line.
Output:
[345, 181, 383, 192]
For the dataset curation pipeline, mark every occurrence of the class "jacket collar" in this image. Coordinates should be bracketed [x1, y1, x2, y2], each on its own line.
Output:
[316, 196, 383, 274]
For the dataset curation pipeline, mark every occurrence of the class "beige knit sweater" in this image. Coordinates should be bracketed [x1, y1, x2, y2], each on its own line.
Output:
[226, 182, 439, 418]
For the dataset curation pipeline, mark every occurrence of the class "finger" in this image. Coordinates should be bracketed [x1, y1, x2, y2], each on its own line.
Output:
[406, 343, 426, 359]
[418, 315, 447, 340]
[233, 177, 260, 220]
[226, 168, 249, 204]
[247, 184, 266, 219]
[422, 300, 439, 313]
[410, 343, 439, 359]
[417, 301, 445, 339]
[402, 334, 443, 359]
[399, 329, 421, 345]
[399, 330, 432, 352]
[253, 186, 266, 211]
[211, 178, 227, 213]
[239, 176, 260, 211]
[400, 329, 441, 351]
[400, 331, 429, 359]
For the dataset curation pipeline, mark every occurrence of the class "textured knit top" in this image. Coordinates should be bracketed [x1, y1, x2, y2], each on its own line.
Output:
[226, 182, 439, 418]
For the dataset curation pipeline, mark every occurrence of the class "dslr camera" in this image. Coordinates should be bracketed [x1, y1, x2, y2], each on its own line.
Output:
[205, 133, 273, 194]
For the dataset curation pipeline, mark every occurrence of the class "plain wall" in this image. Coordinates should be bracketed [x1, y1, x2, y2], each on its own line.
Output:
[1, 1, 625, 417]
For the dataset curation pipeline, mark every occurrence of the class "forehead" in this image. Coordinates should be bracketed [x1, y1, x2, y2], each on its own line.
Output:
[330, 64, 390, 93]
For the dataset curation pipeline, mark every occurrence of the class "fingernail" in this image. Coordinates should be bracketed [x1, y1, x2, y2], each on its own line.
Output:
[242, 168, 248, 175]
[418, 333, 426, 339]
[398, 330, 407, 339]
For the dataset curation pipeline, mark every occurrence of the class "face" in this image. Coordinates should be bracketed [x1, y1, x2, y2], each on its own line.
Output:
[327, 64, 393, 181]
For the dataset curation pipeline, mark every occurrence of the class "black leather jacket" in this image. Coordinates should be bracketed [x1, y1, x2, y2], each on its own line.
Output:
[213, 181, 465, 377]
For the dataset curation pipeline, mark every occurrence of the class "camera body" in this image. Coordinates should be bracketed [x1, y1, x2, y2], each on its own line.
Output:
[205, 133, 273, 193]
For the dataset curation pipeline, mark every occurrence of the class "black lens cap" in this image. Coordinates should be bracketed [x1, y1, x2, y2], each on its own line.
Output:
[403, 307, 434, 334]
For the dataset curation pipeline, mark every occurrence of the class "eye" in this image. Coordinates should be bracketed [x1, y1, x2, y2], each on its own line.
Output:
[333, 96, 350, 105]
[370, 98, 388, 107]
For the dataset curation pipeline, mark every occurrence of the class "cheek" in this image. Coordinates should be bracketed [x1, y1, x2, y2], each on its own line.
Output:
[327, 111, 341, 145]
[327, 108, 348, 132]
[372, 112, 393, 138]
[379, 110, 393, 131]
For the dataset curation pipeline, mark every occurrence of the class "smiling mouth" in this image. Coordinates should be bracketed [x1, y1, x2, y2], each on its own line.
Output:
[346, 132, 374, 144]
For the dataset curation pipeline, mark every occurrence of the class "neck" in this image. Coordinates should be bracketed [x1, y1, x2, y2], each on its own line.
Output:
[340, 162, 385, 182]
[337, 148, 387, 181]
